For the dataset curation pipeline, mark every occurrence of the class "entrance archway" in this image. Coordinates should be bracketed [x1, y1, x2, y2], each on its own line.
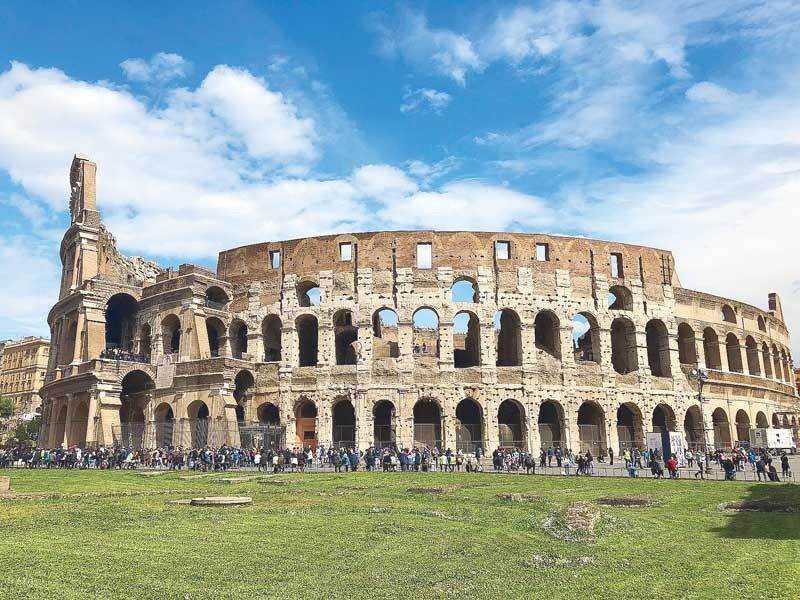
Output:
[69, 402, 89, 447]
[119, 370, 153, 448]
[684, 406, 704, 449]
[735, 410, 750, 444]
[154, 403, 174, 447]
[616, 403, 643, 450]
[712, 407, 732, 449]
[373, 400, 395, 448]
[652, 404, 677, 432]
[755, 411, 768, 428]
[498, 399, 526, 450]
[455, 398, 483, 453]
[537, 400, 563, 449]
[233, 370, 255, 423]
[577, 401, 606, 456]
[332, 399, 356, 448]
[257, 403, 280, 425]
[187, 400, 210, 448]
[413, 400, 441, 449]
[295, 399, 317, 449]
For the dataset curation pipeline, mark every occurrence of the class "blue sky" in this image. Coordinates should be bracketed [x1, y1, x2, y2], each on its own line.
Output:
[1, 1, 799, 353]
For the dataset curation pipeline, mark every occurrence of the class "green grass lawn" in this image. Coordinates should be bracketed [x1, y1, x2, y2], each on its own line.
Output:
[1, 470, 798, 599]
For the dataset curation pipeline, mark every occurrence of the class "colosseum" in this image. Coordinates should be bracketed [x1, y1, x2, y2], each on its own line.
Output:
[39, 155, 799, 454]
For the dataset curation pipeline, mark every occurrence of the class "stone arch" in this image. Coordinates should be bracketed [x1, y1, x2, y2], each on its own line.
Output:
[608, 285, 633, 311]
[331, 398, 356, 448]
[771, 344, 782, 381]
[186, 400, 210, 448]
[233, 370, 255, 421]
[53, 404, 68, 447]
[495, 309, 522, 367]
[138, 323, 152, 358]
[780, 348, 790, 382]
[413, 399, 442, 449]
[745, 336, 760, 376]
[616, 402, 644, 450]
[577, 401, 607, 456]
[119, 370, 154, 448]
[205, 285, 229, 306]
[702, 328, 721, 370]
[372, 308, 400, 359]
[677, 322, 696, 365]
[757, 315, 766, 332]
[498, 399, 526, 450]
[534, 310, 561, 359]
[295, 397, 317, 448]
[725, 333, 743, 373]
[455, 397, 484, 453]
[712, 407, 732, 449]
[373, 400, 396, 448]
[761, 342, 773, 379]
[161, 314, 181, 355]
[683, 405, 704, 449]
[297, 280, 321, 307]
[206, 317, 225, 358]
[333, 309, 358, 365]
[229, 319, 248, 359]
[772, 413, 781, 428]
[69, 401, 90, 447]
[451, 277, 478, 303]
[755, 411, 768, 428]
[721, 304, 736, 323]
[572, 312, 600, 364]
[537, 400, 564, 449]
[413, 307, 440, 358]
[296, 315, 319, 367]
[257, 402, 280, 425]
[262, 315, 282, 362]
[453, 310, 481, 368]
[611, 317, 638, 374]
[645, 319, 671, 377]
[105, 293, 139, 352]
[154, 402, 174, 447]
[652, 403, 677, 432]
[735, 409, 750, 444]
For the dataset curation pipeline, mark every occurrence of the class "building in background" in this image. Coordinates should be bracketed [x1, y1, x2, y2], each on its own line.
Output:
[0, 336, 50, 416]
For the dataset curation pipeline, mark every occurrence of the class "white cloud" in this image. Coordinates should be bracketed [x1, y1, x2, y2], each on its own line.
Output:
[372, 13, 482, 85]
[120, 52, 191, 83]
[352, 164, 418, 200]
[685, 81, 738, 108]
[400, 87, 452, 113]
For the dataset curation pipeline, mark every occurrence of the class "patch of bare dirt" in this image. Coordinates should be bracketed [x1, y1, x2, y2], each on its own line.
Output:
[596, 496, 652, 507]
[407, 485, 458, 494]
[724, 500, 797, 513]
[497, 492, 541, 503]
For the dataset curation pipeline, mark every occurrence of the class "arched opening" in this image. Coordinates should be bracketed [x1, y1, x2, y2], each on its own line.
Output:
[677, 323, 696, 365]
[761, 342, 773, 379]
[611, 318, 638, 374]
[413, 308, 439, 358]
[712, 407, 732, 449]
[373, 400, 395, 448]
[138, 324, 152, 359]
[755, 411, 768, 428]
[772, 344, 782, 381]
[772, 413, 780, 428]
[333, 310, 358, 365]
[296, 315, 319, 367]
[721, 304, 736, 323]
[725, 333, 743, 373]
[451, 278, 478, 303]
[782, 415, 791, 428]
[53, 404, 68, 447]
[262, 315, 282, 362]
[230, 320, 248, 360]
[161, 315, 181, 355]
[735, 410, 750, 444]
[332, 399, 356, 448]
[187, 400, 210, 448]
[372, 309, 399, 359]
[534, 310, 560, 358]
[538, 400, 564, 449]
[154, 403, 174, 447]
[206, 317, 225, 358]
[61, 319, 78, 366]
[608, 285, 633, 311]
[684, 406, 704, 449]
[757, 315, 766, 332]
[257, 402, 280, 425]
[105, 293, 139, 352]
[495, 309, 522, 367]
[780, 349, 789, 382]
[455, 398, 483, 453]
[498, 399, 526, 450]
[297, 280, 321, 307]
[572, 312, 600, 364]
[745, 336, 760, 376]
[295, 398, 317, 448]
[453, 311, 481, 368]
[702, 328, 721, 370]
[233, 370, 255, 422]
[616, 403, 644, 450]
[205, 286, 229, 308]
[652, 404, 677, 432]
[646, 319, 671, 377]
[69, 402, 89, 447]
[413, 400, 441, 449]
[577, 401, 606, 455]
[119, 370, 153, 448]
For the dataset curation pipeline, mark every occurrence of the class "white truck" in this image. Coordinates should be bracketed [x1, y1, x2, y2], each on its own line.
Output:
[749, 428, 797, 452]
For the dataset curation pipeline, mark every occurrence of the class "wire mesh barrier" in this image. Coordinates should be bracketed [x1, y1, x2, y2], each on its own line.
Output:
[331, 425, 355, 449]
[455, 423, 483, 453]
[111, 421, 285, 449]
[412, 424, 441, 449]
[577, 424, 604, 455]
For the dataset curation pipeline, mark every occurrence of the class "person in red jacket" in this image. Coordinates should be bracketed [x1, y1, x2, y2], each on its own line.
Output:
[667, 454, 679, 479]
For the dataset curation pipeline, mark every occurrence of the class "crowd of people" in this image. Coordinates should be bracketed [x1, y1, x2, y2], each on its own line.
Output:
[99, 347, 150, 363]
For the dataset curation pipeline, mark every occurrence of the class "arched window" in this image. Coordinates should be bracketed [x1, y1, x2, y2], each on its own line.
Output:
[296, 315, 318, 367]
[725, 333, 743, 373]
[745, 336, 760, 376]
[757, 315, 766, 332]
[772, 344, 781, 381]
[761, 342, 773, 379]
[721, 305, 736, 323]
[572, 312, 600, 364]
[262, 315, 282, 362]
[161, 315, 181, 355]
[333, 310, 358, 365]
[105, 293, 139, 352]
[645, 319, 671, 377]
[451, 278, 478, 303]
[677, 323, 696, 365]
[611, 318, 638, 374]
[702, 328, 721, 370]
[495, 309, 522, 367]
[534, 310, 560, 358]
[413, 308, 439, 358]
[608, 286, 633, 311]
[206, 317, 225, 358]
[453, 311, 481, 368]
[230, 320, 248, 360]
[297, 280, 321, 307]
[138, 324, 152, 358]
[372, 308, 399, 359]
[205, 286, 229, 308]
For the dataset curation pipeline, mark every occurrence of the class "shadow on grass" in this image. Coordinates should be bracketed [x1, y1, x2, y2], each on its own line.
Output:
[714, 484, 800, 540]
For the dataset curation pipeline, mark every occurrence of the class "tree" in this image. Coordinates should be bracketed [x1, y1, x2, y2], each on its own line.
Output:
[0, 396, 13, 418]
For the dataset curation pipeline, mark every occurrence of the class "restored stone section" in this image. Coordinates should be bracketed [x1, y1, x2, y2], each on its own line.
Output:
[40, 156, 800, 453]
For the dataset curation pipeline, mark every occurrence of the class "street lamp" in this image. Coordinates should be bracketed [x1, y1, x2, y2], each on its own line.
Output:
[689, 364, 712, 468]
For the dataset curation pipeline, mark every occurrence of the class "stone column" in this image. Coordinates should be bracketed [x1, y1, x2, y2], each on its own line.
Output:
[62, 394, 76, 447]
[248, 332, 263, 362]
[84, 389, 100, 448]
[484, 396, 499, 451]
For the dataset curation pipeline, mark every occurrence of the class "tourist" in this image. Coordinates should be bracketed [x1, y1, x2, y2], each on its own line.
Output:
[666, 454, 679, 479]
[780, 453, 790, 479]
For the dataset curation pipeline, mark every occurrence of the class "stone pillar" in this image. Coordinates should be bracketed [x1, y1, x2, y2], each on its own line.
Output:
[562, 401, 575, 452]
[528, 405, 540, 455]
[484, 396, 499, 451]
[84, 389, 100, 448]
[439, 321, 454, 369]
[62, 394, 76, 447]
[396, 320, 414, 371]
[607, 413, 620, 455]
[248, 332, 263, 362]
[718, 339, 730, 372]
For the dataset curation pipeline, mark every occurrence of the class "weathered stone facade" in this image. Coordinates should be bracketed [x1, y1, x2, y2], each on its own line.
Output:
[0, 336, 50, 414]
[40, 156, 800, 452]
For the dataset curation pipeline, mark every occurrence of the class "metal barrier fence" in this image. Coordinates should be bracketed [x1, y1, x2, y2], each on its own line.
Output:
[111, 421, 285, 449]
